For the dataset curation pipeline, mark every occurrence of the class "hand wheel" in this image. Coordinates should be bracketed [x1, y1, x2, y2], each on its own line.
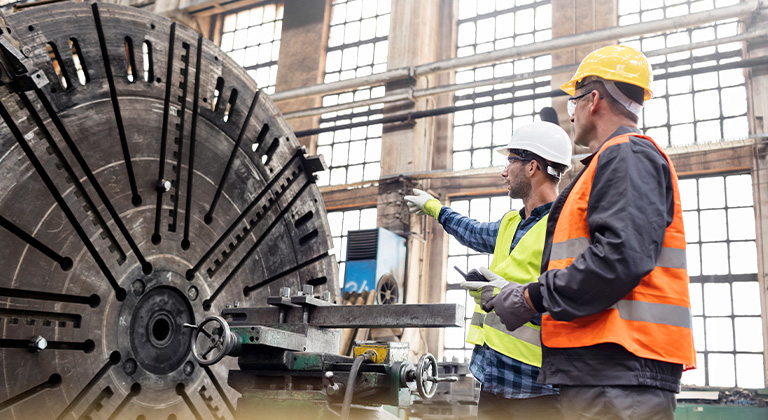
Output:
[415, 353, 439, 399]
[190, 316, 237, 365]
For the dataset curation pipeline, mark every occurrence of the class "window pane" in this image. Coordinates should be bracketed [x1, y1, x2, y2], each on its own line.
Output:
[686, 243, 701, 276]
[730, 242, 758, 275]
[727, 208, 756, 240]
[700, 242, 728, 275]
[698, 177, 725, 208]
[683, 211, 699, 242]
[703, 283, 731, 316]
[708, 353, 735, 387]
[705, 317, 734, 352]
[726, 174, 753, 207]
[734, 317, 763, 352]
[693, 316, 705, 352]
[689, 283, 703, 316]
[736, 354, 765, 388]
[679, 179, 698, 210]
[732, 282, 761, 316]
[699, 210, 726, 242]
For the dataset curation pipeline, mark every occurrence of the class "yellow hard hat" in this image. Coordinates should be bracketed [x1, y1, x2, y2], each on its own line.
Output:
[561, 45, 653, 100]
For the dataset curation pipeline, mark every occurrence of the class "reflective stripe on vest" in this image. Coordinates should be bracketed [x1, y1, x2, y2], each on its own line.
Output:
[542, 133, 696, 368]
[550, 237, 687, 270]
[609, 299, 692, 329]
[465, 210, 548, 367]
[484, 312, 541, 347]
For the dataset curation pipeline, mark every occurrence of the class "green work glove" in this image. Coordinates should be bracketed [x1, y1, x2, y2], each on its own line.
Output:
[404, 188, 442, 218]
[460, 267, 509, 312]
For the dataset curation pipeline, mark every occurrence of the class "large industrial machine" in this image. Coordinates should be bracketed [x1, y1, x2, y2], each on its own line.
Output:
[0, 3, 462, 419]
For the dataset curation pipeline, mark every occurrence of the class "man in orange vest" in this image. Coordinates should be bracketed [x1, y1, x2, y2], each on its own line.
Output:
[485, 45, 696, 419]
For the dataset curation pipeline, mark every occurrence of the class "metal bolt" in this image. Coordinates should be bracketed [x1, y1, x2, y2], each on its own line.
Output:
[156, 179, 172, 192]
[183, 361, 195, 376]
[29, 335, 47, 352]
[132, 280, 145, 296]
[187, 286, 198, 301]
[225, 303, 230, 309]
[280, 287, 291, 298]
[22, 46, 31, 57]
[123, 358, 137, 375]
[233, 301, 239, 308]
[321, 291, 331, 301]
[303, 285, 314, 296]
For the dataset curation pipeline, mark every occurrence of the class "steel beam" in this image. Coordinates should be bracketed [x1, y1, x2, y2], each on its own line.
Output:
[223, 303, 465, 328]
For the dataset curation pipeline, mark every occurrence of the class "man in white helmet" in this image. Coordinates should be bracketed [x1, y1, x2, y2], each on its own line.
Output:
[404, 121, 572, 419]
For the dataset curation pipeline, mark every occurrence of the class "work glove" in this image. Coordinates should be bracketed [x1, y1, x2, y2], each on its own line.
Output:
[404, 188, 443, 218]
[492, 281, 538, 332]
[459, 267, 509, 312]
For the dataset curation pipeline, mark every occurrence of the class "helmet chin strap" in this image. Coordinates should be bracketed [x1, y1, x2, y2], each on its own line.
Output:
[603, 80, 643, 116]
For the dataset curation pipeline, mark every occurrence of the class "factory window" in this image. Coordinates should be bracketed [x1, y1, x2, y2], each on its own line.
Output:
[316, 0, 391, 186]
[679, 173, 763, 388]
[327, 207, 378, 289]
[443, 195, 523, 362]
[453, 0, 553, 170]
[220, 2, 283, 94]
[618, 0, 749, 146]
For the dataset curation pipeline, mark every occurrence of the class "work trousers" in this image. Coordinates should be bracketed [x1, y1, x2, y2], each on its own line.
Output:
[559, 385, 676, 420]
[477, 390, 562, 420]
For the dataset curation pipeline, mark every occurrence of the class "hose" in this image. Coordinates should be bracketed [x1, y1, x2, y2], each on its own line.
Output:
[340, 351, 374, 420]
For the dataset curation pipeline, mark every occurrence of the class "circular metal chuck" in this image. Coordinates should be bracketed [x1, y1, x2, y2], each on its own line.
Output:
[0, 3, 338, 419]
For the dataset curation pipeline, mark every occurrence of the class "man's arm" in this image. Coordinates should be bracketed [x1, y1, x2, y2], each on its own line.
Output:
[528, 138, 674, 320]
[437, 207, 502, 254]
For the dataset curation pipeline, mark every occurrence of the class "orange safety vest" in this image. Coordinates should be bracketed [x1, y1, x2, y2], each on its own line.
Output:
[542, 133, 696, 369]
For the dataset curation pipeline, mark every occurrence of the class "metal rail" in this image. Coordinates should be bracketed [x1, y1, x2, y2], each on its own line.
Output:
[271, 1, 759, 103]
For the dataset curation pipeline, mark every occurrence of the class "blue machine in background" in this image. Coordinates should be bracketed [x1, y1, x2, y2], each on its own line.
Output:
[343, 227, 407, 304]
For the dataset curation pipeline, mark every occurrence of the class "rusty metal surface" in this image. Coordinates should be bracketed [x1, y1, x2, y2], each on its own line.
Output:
[0, 3, 336, 419]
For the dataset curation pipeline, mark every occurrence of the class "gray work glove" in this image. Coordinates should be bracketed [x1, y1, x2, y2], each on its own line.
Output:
[490, 282, 538, 331]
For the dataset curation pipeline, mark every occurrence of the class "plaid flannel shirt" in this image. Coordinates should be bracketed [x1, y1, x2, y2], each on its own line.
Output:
[437, 203, 558, 399]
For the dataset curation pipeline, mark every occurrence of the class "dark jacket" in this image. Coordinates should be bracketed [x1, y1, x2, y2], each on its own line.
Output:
[528, 126, 683, 392]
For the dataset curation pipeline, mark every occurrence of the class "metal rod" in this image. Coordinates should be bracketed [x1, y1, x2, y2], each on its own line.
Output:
[293, 56, 768, 138]
[271, 1, 758, 103]
[410, 1, 758, 76]
[294, 90, 561, 137]
[282, 26, 768, 120]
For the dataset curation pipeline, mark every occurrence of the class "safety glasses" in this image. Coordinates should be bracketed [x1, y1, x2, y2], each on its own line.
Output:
[567, 89, 604, 118]
[566, 91, 592, 118]
[505, 156, 530, 169]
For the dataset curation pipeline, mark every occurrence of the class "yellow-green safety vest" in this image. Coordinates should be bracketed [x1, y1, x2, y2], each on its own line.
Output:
[465, 210, 547, 367]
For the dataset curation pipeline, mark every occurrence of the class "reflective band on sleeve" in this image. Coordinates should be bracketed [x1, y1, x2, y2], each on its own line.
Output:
[611, 299, 692, 329]
[484, 312, 542, 347]
[550, 237, 590, 261]
[656, 247, 687, 269]
[552, 238, 687, 271]
[471, 311, 485, 327]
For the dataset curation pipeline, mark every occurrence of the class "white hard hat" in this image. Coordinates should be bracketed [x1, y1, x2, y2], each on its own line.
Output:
[494, 121, 573, 169]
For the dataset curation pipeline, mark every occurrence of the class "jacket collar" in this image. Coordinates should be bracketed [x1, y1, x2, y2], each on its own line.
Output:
[580, 126, 641, 165]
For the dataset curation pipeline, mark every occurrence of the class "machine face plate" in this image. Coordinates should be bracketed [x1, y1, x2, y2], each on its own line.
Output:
[0, 4, 337, 419]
